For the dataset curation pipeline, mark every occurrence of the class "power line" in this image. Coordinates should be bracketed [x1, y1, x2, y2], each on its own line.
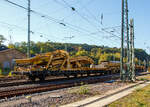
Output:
[0, 20, 60, 41]
[78, 2, 100, 24]
[101, 26, 121, 30]
[4, 0, 27, 10]
[0, 19, 105, 46]
[3, 0, 120, 47]
[1, 1, 85, 34]
[53, 0, 105, 36]
[3, 0, 99, 35]
[61, 0, 101, 31]
[61, 1, 121, 42]
[101, 28, 121, 39]
[0, 21, 27, 31]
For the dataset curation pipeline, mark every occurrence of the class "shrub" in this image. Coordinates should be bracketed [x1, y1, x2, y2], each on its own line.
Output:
[0, 69, 2, 75]
[136, 101, 145, 107]
[135, 88, 143, 92]
[8, 71, 13, 77]
[78, 85, 89, 95]
[139, 78, 149, 81]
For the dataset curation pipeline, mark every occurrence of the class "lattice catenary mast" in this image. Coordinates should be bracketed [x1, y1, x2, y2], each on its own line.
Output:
[120, 0, 130, 81]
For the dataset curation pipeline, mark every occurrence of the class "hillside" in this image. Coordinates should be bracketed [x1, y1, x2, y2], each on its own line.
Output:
[8, 41, 150, 65]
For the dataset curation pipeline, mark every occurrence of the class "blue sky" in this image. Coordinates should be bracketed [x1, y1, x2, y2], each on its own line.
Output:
[0, 0, 149, 53]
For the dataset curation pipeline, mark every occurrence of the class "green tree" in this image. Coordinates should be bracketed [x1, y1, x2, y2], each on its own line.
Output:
[114, 52, 120, 61]
[76, 49, 88, 56]
[99, 52, 108, 63]
[9, 41, 150, 64]
[0, 35, 6, 45]
[96, 48, 102, 59]
[8, 44, 15, 48]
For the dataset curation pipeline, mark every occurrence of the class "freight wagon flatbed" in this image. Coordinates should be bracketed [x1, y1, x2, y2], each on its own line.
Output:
[12, 67, 120, 81]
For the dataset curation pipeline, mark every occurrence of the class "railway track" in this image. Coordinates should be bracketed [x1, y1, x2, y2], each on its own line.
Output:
[0, 72, 149, 100]
[0, 74, 119, 100]
[0, 72, 148, 88]
[0, 74, 104, 88]
[0, 76, 67, 88]
[0, 76, 25, 83]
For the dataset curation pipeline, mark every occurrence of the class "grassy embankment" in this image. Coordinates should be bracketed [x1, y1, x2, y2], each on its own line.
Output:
[109, 74, 150, 107]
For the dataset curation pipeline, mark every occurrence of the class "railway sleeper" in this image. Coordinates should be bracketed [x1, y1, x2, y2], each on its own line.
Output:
[73, 74, 78, 78]
[28, 75, 36, 81]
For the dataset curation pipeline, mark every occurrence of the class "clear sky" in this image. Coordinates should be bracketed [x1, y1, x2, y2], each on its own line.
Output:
[0, 0, 149, 53]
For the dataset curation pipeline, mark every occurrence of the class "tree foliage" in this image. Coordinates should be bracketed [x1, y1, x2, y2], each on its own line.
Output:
[0, 35, 6, 45]
[8, 41, 150, 65]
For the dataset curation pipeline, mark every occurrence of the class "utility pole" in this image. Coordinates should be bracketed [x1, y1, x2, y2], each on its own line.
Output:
[27, 0, 31, 58]
[129, 19, 135, 81]
[132, 19, 135, 81]
[120, 0, 129, 81]
[125, 0, 130, 79]
[120, 0, 125, 81]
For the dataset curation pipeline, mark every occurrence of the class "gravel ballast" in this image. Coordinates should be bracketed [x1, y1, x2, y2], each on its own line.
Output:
[0, 80, 131, 107]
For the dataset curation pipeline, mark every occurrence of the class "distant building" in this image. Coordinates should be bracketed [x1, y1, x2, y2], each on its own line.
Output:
[0, 48, 26, 71]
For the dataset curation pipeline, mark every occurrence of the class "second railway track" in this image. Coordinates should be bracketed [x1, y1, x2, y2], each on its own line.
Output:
[0, 72, 149, 100]
[0, 74, 111, 88]
[0, 74, 119, 100]
[0, 76, 67, 88]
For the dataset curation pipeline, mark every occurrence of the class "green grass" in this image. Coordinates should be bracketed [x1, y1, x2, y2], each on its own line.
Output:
[78, 85, 89, 95]
[138, 78, 149, 81]
[137, 74, 150, 81]
[68, 83, 91, 95]
[0, 69, 2, 75]
[109, 84, 150, 107]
